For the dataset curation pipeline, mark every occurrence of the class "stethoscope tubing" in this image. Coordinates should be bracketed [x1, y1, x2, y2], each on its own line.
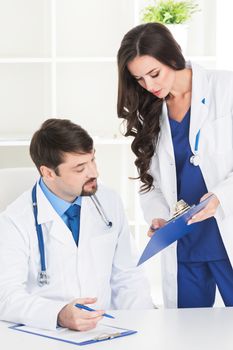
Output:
[32, 185, 46, 272]
[90, 194, 112, 227]
[190, 129, 201, 166]
[32, 184, 112, 286]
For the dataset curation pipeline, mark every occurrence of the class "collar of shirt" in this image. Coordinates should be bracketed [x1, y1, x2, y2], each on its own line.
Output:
[39, 178, 82, 220]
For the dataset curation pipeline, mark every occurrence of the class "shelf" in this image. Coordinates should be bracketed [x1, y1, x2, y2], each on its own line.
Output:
[0, 56, 215, 64]
[94, 137, 131, 145]
[0, 137, 131, 147]
[56, 57, 116, 63]
[187, 55, 216, 62]
[0, 140, 30, 146]
[0, 57, 116, 63]
[0, 58, 53, 63]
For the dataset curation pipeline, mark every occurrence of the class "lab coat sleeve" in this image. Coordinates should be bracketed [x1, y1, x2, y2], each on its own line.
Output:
[210, 173, 233, 219]
[0, 214, 67, 330]
[110, 195, 153, 309]
[140, 183, 170, 224]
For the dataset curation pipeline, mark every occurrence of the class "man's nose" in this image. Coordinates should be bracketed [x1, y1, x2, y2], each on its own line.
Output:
[87, 162, 98, 178]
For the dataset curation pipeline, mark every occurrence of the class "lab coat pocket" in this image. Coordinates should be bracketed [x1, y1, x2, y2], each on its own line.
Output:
[204, 115, 233, 154]
[90, 232, 118, 279]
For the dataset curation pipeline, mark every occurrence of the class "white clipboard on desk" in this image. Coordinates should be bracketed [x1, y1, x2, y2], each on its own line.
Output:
[10, 323, 137, 346]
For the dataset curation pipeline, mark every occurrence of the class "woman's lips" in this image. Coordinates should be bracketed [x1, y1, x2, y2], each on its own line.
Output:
[153, 89, 161, 96]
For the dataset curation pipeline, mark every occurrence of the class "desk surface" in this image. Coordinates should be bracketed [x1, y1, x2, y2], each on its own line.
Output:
[1, 307, 232, 350]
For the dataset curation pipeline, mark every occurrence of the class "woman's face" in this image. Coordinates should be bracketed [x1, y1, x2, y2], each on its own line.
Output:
[127, 55, 176, 98]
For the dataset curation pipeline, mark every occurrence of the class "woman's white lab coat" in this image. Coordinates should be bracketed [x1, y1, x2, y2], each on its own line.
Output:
[140, 62, 233, 307]
[0, 183, 152, 330]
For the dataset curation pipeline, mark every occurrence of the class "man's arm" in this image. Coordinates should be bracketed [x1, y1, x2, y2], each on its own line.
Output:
[0, 214, 103, 330]
[109, 195, 153, 309]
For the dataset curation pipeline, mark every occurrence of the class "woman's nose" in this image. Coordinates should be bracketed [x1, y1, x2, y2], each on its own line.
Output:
[145, 79, 158, 93]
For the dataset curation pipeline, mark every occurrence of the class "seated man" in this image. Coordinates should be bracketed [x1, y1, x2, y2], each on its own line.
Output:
[0, 118, 152, 331]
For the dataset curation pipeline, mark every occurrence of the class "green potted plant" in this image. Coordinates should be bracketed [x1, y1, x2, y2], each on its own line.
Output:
[141, 0, 199, 24]
[141, 0, 200, 54]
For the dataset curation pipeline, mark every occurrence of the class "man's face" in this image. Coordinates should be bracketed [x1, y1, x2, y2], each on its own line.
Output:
[43, 150, 99, 202]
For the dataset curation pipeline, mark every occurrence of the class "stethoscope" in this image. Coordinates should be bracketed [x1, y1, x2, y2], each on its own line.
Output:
[190, 129, 201, 166]
[90, 195, 112, 228]
[32, 184, 112, 287]
[189, 97, 207, 166]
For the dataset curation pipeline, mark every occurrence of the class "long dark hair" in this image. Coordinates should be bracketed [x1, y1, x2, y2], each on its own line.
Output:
[117, 22, 185, 192]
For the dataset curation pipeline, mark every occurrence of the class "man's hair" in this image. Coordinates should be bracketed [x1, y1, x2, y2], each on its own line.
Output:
[30, 118, 93, 174]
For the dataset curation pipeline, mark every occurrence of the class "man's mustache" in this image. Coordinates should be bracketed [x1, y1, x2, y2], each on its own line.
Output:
[84, 178, 97, 186]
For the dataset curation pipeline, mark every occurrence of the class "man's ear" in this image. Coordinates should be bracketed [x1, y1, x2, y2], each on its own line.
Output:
[39, 165, 56, 181]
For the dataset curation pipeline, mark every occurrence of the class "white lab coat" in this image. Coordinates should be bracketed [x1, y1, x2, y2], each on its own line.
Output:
[0, 182, 152, 330]
[140, 62, 233, 307]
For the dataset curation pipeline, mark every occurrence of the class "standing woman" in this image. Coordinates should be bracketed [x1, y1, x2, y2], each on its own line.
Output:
[117, 22, 233, 308]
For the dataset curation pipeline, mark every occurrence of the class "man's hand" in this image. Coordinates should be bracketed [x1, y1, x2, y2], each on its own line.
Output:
[58, 297, 104, 331]
[147, 218, 166, 237]
[188, 193, 220, 225]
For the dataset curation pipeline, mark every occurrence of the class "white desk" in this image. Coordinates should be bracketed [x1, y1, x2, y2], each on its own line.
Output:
[1, 307, 232, 350]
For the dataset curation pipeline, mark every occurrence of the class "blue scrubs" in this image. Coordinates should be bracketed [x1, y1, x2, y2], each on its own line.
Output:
[169, 108, 233, 307]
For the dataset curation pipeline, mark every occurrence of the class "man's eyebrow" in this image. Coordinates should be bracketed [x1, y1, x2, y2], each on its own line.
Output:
[72, 162, 87, 169]
[71, 151, 95, 169]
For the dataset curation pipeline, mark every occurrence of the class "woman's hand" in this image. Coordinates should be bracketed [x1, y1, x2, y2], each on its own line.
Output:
[188, 193, 220, 225]
[147, 218, 167, 237]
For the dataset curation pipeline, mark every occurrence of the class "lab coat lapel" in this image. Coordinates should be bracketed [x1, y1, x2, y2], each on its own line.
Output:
[189, 62, 209, 152]
[157, 102, 177, 207]
[75, 196, 100, 294]
[36, 183, 75, 248]
[159, 102, 174, 159]
[78, 196, 99, 248]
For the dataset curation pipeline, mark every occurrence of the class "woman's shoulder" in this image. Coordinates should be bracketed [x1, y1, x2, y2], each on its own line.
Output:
[205, 68, 233, 110]
[191, 61, 233, 85]
[207, 68, 233, 86]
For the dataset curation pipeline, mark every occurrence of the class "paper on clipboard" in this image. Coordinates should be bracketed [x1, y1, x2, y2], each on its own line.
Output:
[10, 323, 137, 346]
[137, 195, 213, 266]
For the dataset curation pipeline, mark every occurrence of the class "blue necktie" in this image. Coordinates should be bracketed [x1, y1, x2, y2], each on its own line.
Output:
[65, 204, 81, 245]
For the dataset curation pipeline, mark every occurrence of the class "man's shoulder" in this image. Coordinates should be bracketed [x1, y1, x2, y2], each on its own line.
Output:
[2, 188, 32, 221]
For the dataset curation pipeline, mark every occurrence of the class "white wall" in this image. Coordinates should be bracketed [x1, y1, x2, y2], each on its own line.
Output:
[216, 0, 233, 69]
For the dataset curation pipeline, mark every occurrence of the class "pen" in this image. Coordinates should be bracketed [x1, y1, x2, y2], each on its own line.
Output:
[75, 303, 115, 319]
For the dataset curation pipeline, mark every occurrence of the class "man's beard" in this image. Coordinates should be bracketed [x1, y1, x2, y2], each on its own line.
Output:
[81, 178, 98, 196]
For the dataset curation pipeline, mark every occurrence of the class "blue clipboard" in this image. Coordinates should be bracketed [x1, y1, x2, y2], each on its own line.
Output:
[9, 323, 137, 346]
[138, 196, 213, 266]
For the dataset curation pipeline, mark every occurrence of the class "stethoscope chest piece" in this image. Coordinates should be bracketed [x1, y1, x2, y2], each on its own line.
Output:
[37, 271, 50, 287]
[190, 154, 200, 166]
[190, 127, 201, 166]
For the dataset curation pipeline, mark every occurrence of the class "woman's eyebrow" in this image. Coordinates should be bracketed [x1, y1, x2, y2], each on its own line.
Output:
[134, 68, 159, 78]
